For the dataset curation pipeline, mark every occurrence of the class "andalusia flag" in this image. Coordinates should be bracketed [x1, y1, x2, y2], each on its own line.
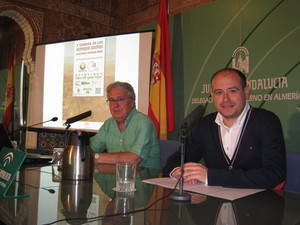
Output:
[2, 52, 15, 130]
[148, 0, 175, 139]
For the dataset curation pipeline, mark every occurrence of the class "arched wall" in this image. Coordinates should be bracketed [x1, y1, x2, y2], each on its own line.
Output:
[0, 3, 44, 147]
[0, 4, 43, 74]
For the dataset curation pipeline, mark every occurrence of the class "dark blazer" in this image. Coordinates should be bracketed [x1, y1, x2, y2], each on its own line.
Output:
[163, 107, 286, 189]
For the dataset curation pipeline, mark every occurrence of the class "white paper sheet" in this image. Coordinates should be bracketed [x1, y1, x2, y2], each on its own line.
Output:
[143, 177, 265, 201]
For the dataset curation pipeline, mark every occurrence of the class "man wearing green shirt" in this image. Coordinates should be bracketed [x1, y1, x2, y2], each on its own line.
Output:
[90, 81, 160, 169]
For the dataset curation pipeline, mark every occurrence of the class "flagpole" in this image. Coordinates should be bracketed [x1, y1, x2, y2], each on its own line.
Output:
[18, 59, 25, 147]
[19, 60, 24, 127]
[11, 48, 16, 137]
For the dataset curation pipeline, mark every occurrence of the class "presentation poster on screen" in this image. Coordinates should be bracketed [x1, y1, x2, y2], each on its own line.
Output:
[62, 37, 116, 124]
[73, 39, 105, 97]
[31, 31, 152, 132]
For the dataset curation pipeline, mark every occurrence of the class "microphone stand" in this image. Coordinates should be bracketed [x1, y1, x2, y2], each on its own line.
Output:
[14, 117, 58, 150]
[16, 117, 59, 133]
[170, 123, 191, 202]
[26, 118, 57, 128]
[63, 122, 71, 151]
[62, 111, 92, 150]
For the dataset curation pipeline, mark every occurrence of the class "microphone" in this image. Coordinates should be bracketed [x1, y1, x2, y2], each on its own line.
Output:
[64, 110, 92, 125]
[14, 117, 58, 132]
[180, 105, 205, 132]
[170, 105, 205, 202]
[16, 181, 56, 194]
[27, 117, 58, 128]
[12, 117, 58, 150]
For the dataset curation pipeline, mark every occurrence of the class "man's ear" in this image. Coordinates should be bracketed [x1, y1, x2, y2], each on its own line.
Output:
[130, 100, 136, 109]
[244, 84, 251, 100]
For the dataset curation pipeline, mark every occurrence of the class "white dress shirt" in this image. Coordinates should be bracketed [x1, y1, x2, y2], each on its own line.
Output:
[170, 103, 250, 184]
[215, 102, 250, 160]
[216, 202, 238, 225]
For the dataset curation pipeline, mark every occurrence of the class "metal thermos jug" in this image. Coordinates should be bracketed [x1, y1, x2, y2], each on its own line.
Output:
[62, 130, 93, 180]
[61, 180, 92, 224]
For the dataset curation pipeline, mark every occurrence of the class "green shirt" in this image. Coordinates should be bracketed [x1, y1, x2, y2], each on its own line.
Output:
[90, 108, 160, 169]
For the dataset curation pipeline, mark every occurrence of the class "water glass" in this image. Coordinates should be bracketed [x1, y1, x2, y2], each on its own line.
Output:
[52, 147, 64, 168]
[114, 191, 135, 215]
[52, 165, 62, 182]
[115, 162, 136, 192]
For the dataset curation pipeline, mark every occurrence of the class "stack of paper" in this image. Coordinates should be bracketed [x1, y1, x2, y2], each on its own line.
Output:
[143, 177, 265, 201]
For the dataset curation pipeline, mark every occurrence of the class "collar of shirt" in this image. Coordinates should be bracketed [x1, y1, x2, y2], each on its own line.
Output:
[215, 102, 250, 160]
[114, 107, 137, 128]
[215, 102, 250, 130]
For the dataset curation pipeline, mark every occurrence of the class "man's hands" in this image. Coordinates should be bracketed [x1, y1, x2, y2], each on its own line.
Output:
[171, 162, 208, 184]
[94, 152, 141, 165]
[94, 163, 116, 174]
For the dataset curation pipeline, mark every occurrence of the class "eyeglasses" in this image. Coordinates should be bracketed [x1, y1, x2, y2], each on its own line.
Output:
[106, 97, 130, 103]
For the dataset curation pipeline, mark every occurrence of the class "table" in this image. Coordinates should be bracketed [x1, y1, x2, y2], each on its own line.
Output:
[0, 164, 299, 225]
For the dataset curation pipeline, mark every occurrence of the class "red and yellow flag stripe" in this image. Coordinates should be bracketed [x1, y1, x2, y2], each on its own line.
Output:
[3, 52, 15, 130]
[148, 0, 175, 139]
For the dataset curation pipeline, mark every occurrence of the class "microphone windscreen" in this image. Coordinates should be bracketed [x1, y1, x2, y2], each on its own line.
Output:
[65, 110, 92, 124]
[181, 105, 205, 130]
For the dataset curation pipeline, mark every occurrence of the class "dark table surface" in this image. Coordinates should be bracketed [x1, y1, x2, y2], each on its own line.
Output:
[0, 163, 300, 225]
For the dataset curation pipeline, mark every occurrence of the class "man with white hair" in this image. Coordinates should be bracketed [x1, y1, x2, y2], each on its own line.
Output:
[90, 81, 160, 169]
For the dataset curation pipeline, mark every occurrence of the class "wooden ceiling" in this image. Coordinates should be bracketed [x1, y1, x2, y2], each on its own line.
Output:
[61, 0, 160, 18]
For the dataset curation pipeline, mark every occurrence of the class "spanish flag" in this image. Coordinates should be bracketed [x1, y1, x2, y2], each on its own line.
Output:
[2, 51, 15, 130]
[148, 0, 175, 139]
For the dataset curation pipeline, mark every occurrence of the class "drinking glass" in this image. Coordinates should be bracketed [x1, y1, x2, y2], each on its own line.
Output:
[115, 162, 136, 192]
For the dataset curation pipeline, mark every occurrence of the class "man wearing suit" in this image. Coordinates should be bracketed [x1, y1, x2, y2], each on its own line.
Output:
[164, 68, 286, 189]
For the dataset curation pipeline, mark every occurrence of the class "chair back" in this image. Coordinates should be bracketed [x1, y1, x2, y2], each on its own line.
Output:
[285, 152, 300, 192]
[159, 140, 180, 169]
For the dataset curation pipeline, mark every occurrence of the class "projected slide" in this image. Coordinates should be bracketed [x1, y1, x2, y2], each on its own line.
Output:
[60, 37, 112, 125]
[72, 38, 106, 97]
[30, 31, 152, 131]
